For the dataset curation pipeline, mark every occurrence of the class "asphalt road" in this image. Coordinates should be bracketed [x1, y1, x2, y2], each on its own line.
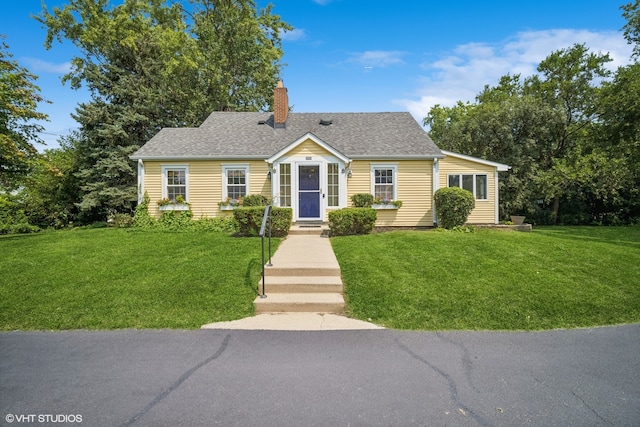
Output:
[1, 325, 639, 426]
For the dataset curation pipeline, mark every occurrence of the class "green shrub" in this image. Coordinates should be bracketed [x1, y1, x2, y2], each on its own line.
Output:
[158, 210, 194, 230]
[133, 192, 156, 229]
[328, 208, 377, 236]
[0, 195, 40, 235]
[434, 187, 475, 229]
[270, 208, 292, 237]
[131, 192, 243, 233]
[110, 213, 134, 228]
[241, 194, 269, 206]
[351, 193, 374, 207]
[233, 206, 292, 237]
[191, 216, 239, 233]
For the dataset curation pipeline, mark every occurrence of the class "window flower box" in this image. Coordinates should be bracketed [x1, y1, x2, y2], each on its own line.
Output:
[157, 196, 189, 211]
[372, 204, 400, 210]
[372, 198, 403, 209]
[159, 204, 190, 211]
[218, 197, 244, 210]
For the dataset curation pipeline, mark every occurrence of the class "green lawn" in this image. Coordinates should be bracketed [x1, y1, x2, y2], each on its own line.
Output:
[1, 226, 639, 331]
[332, 226, 640, 330]
[0, 228, 277, 330]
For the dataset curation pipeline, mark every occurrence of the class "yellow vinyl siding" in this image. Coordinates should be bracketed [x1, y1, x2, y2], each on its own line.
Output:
[346, 161, 371, 198]
[347, 159, 434, 227]
[287, 139, 334, 157]
[143, 162, 163, 215]
[143, 160, 269, 218]
[438, 156, 496, 224]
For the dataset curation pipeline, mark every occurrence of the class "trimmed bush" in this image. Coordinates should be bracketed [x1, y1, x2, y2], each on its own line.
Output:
[328, 208, 377, 236]
[434, 187, 475, 229]
[242, 194, 269, 206]
[233, 206, 292, 237]
[351, 193, 374, 207]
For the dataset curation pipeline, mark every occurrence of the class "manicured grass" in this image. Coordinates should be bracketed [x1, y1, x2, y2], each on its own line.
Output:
[331, 227, 640, 330]
[3, 226, 639, 331]
[0, 228, 278, 330]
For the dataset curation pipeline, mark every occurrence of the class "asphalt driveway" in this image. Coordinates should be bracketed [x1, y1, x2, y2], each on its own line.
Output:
[1, 324, 639, 426]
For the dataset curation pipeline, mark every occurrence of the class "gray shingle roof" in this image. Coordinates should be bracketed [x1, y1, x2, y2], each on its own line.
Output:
[130, 111, 443, 160]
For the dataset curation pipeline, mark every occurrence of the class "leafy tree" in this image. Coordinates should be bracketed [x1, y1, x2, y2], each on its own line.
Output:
[426, 44, 615, 224]
[426, 80, 563, 219]
[37, 0, 291, 220]
[523, 44, 612, 222]
[0, 36, 49, 191]
[622, 0, 640, 58]
[20, 133, 81, 228]
[595, 63, 640, 223]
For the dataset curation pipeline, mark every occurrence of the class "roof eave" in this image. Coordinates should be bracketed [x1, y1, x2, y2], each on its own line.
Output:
[441, 150, 511, 171]
[350, 154, 445, 160]
[130, 155, 268, 161]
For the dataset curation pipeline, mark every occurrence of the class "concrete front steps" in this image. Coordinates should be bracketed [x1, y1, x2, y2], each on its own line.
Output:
[253, 223, 345, 314]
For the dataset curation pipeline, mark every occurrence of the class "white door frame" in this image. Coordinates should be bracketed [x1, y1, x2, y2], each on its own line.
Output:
[294, 161, 323, 222]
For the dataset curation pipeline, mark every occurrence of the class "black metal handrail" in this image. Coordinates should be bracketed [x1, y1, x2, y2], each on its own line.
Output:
[259, 205, 272, 298]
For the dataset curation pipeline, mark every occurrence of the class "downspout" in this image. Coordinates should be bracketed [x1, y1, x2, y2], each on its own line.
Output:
[137, 159, 144, 204]
[432, 158, 439, 226]
[494, 170, 500, 224]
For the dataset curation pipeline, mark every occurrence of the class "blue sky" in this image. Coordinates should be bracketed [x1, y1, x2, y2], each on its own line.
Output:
[1, 0, 634, 149]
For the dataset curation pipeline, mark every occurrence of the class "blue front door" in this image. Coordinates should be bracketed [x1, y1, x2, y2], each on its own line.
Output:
[298, 165, 321, 219]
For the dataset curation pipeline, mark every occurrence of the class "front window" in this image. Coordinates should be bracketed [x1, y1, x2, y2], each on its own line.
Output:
[327, 163, 339, 207]
[448, 173, 488, 200]
[279, 163, 291, 207]
[371, 164, 397, 202]
[162, 166, 188, 202]
[223, 165, 249, 201]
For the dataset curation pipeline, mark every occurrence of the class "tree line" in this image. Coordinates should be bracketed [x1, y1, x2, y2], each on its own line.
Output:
[427, 3, 640, 225]
[1, 0, 290, 231]
[1, 0, 639, 232]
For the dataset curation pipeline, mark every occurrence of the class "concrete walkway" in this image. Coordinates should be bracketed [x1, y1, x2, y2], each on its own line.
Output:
[201, 312, 384, 330]
[202, 233, 384, 330]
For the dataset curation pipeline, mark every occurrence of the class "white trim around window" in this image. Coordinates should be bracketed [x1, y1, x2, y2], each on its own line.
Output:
[161, 165, 189, 202]
[222, 164, 250, 200]
[447, 173, 488, 200]
[370, 163, 398, 202]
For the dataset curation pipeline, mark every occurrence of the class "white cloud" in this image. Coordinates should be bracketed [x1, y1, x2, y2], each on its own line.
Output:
[281, 28, 307, 42]
[348, 50, 408, 68]
[395, 29, 633, 123]
[21, 57, 71, 74]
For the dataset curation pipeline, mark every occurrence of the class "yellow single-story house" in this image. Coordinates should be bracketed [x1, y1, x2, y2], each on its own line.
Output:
[130, 82, 510, 227]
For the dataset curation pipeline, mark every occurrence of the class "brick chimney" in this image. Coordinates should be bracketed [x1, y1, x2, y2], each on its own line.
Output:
[273, 80, 288, 128]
